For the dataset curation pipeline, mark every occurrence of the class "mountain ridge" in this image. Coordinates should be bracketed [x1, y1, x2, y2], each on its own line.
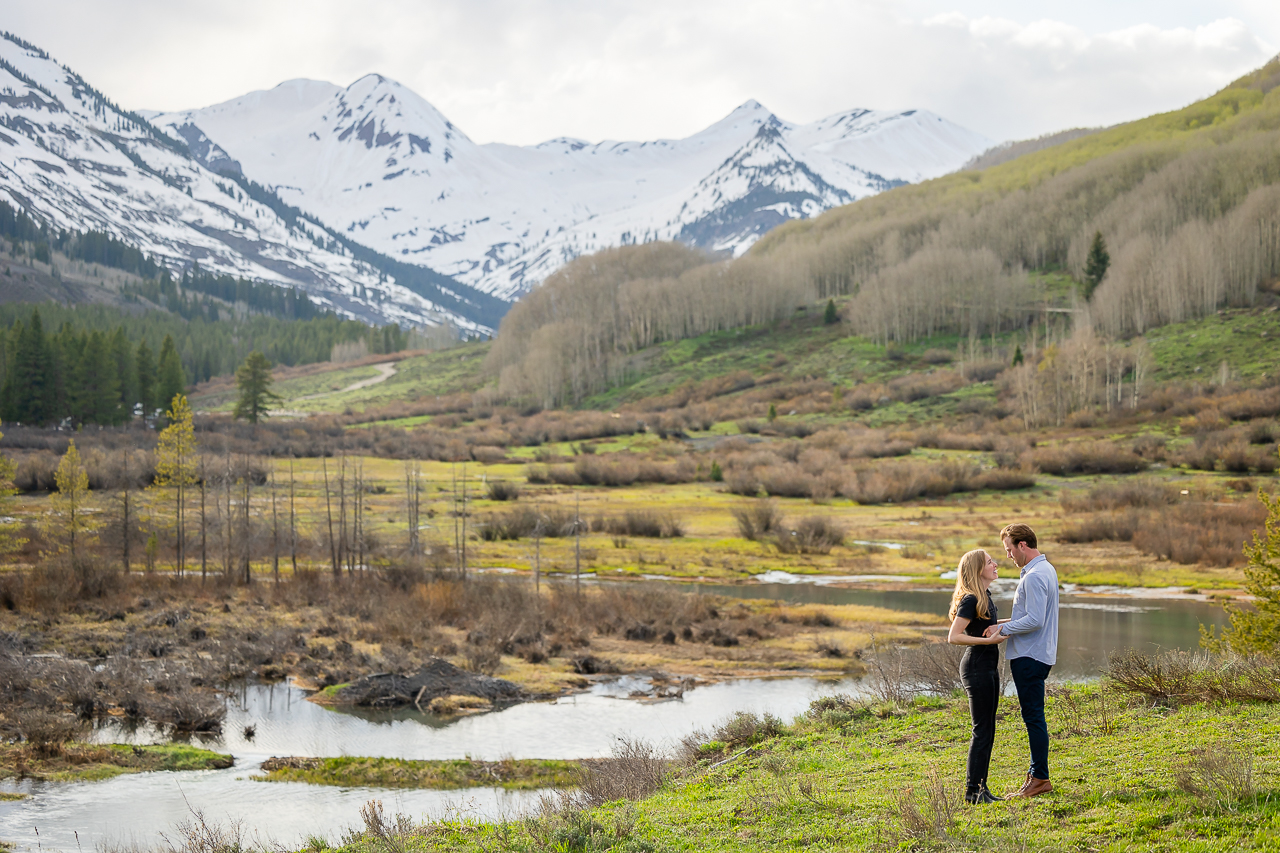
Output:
[0, 33, 499, 332]
[151, 77, 991, 300]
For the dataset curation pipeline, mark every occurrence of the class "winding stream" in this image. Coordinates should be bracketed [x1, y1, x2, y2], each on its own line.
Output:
[0, 584, 1230, 850]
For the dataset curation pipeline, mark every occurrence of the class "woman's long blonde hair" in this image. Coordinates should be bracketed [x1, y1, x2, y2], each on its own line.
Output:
[948, 549, 991, 620]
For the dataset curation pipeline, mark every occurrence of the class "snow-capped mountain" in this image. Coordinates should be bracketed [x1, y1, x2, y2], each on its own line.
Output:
[153, 79, 991, 300]
[0, 34, 497, 331]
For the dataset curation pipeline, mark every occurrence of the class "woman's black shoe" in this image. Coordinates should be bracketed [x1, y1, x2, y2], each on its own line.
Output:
[965, 787, 1002, 805]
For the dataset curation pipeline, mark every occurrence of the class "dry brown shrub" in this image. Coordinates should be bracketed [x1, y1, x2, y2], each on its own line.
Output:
[731, 500, 783, 541]
[773, 516, 845, 554]
[1174, 745, 1256, 813]
[1026, 441, 1148, 475]
[575, 737, 669, 807]
[888, 370, 967, 402]
[16, 710, 84, 757]
[1219, 387, 1280, 421]
[470, 445, 506, 464]
[758, 463, 813, 498]
[1059, 510, 1143, 543]
[1059, 479, 1178, 512]
[1131, 500, 1266, 565]
[1105, 649, 1280, 704]
[895, 767, 959, 843]
[599, 511, 684, 539]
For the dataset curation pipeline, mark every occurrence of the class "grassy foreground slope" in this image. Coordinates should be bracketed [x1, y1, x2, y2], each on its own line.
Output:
[337, 688, 1280, 853]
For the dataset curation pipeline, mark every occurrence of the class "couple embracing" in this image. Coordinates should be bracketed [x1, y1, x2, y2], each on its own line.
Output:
[947, 523, 1059, 804]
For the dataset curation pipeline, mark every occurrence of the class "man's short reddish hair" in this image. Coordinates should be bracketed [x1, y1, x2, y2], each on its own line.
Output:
[1000, 522, 1038, 551]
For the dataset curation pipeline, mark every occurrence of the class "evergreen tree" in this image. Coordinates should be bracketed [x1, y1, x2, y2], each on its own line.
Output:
[823, 299, 838, 325]
[767, 402, 778, 422]
[156, 334, 186, 413]
[1013, 344, 1025, 367]
[1083, 231, 1110, 300]
[111, 327, 136, 417]
[1204, 473, 1280, 654]
[232, 350, 281, 424]
[5, 310, 56, 424]
[78, 330, 121, 425]
[136, 340, 157, 418]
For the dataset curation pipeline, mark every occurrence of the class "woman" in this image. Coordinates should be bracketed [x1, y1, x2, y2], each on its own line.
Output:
[947, 549, 1006, 805]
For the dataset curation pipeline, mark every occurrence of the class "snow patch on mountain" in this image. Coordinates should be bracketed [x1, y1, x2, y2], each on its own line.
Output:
[0, 36, 488, 331]
[153, 81, 991, 301]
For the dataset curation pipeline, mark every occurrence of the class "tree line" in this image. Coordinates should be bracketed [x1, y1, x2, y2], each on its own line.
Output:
[0, 309, 186, 426]
[0, 303, 408, 388]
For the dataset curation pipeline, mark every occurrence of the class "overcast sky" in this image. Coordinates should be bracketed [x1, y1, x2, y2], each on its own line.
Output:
[3, 1, 1277, 146]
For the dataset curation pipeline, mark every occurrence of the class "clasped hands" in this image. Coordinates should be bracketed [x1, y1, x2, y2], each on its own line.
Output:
[982, 624, 1006, 643]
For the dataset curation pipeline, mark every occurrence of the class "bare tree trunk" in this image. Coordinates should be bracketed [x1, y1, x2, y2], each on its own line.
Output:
[240, 457, 251, 585]
[533, 509, 543, 593]
[176, 477, 184, 579]
[574, 492, 582, 597]
[322, 456, 338, 577]
[338, 455, 349, 576]
[354, 458, 364, 575]
[404, 460, 420, 560]
[460, 462, 467, 580]
[199, 455, 207, 583]
[451, 462, 460, 573]
[271, 464, 279, 585]
[289, 459, 297, 575]
[121, 453, 131, 574]
[223, 450, 233, 580]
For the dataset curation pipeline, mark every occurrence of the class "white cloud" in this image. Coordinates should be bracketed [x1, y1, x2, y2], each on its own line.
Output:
[0, 1, 1273, 145]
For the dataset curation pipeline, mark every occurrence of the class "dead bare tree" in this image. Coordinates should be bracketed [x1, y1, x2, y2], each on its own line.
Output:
[270, 464, 280, 584]
[322, 456, 338, 577]
[289, 459, 297, 574]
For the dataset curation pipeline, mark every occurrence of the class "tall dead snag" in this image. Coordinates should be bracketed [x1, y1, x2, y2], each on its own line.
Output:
[198, 455, 208, 582]
[337, 455, 349, 575]
[120, 452, 134, 573]
[270, 463, 280, 584]
[238, 455, 252, 584]
[222, 450, 233, 579]
[574, 492, 582, 597]
[322, 455, 338, 577]
[460, 462, 468, 580]
[404, 460, 421, 561]
[289, 459, 297, 574]
[354, 457, 365, 575]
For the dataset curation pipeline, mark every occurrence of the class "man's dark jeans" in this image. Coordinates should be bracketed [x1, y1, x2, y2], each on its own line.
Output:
[1009, 656, 1053, 780]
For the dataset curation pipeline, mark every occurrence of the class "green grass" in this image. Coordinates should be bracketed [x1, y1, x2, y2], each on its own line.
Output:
[332, 687, 1280, 852]
[0, 742, 233, 782]
[254, 756, 583, 790]
[1147, 307, 1280, 382]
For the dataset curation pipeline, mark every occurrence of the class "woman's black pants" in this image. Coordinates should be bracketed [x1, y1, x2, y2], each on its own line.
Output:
[960, 652, 1000, 795]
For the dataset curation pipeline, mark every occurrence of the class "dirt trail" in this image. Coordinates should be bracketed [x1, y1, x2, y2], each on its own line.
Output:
[294, 361, 397, 402]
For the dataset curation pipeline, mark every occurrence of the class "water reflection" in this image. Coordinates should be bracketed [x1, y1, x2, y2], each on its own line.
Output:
[690, 581, 1229, 680]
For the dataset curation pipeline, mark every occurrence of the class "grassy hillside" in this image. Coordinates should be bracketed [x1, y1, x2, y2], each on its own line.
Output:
[487, 55, 1280, 408]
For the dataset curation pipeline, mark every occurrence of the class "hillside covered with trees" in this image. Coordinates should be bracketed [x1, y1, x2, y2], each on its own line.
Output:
[489, 56, 1280, 408]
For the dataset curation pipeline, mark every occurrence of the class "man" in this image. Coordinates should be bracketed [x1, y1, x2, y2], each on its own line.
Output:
[984, 522, 1059, 799]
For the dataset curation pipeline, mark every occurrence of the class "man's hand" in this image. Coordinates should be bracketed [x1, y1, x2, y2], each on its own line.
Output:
[983, 625, 1003, 638]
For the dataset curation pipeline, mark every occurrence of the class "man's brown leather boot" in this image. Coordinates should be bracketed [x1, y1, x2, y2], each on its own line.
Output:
[1011, 777, 1053, 798]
